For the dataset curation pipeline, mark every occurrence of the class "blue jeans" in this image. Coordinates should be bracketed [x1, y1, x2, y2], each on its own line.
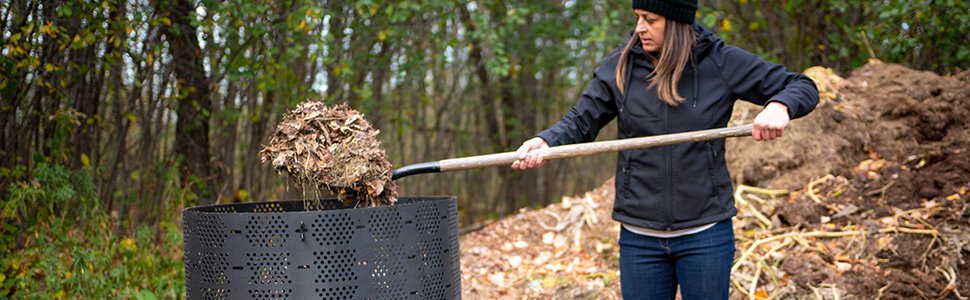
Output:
[619, 220, 735, 300]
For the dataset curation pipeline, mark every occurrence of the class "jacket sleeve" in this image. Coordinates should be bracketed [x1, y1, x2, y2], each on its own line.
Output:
[535, 68, 618, 147]
[712, 45, 819, 119]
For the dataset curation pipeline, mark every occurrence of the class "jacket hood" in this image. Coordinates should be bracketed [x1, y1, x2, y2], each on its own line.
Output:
[692, 24, 719, 55]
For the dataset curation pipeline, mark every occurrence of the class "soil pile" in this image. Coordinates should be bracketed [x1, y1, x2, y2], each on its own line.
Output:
[727, 61, 970, 192]
[725, 61, 969, 299]
[460, 61, 969, 299]
[260, 101, 396, 207]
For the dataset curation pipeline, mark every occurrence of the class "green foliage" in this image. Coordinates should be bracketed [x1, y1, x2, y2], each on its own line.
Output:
[700, 0, 970, 73]
[2, 164, 97, 225]
[868, 0, 970, 72]
[1, 164, 184, 298]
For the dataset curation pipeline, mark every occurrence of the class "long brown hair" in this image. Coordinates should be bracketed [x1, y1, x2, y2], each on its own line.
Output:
[615, 20, 697, 106]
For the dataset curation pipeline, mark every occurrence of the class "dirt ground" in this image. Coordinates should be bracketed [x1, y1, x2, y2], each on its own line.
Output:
[459, 62, 969, 299]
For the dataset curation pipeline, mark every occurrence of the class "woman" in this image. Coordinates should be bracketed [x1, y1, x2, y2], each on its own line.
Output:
[511, 0, 818, 299]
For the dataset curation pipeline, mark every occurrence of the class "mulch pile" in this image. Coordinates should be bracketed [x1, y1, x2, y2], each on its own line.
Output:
[459, 61, 969, 299]
[260, 101, 397, 207]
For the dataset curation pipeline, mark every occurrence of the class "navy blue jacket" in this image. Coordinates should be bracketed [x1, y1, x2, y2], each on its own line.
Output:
[536, 26, 818, 230]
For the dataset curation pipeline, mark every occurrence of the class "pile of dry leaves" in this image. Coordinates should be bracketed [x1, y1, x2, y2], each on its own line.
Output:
[460, 180, 622, 299]
[260, 101, 397, 207]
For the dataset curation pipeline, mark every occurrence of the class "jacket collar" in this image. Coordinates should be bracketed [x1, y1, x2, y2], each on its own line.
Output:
[625, 25, 720, 67]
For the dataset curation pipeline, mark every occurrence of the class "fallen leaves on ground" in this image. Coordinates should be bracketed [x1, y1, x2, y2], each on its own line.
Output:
[460, 180, 622, 299]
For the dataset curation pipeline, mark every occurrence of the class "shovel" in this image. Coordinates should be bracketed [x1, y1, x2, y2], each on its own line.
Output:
[391, 124, 754, 180]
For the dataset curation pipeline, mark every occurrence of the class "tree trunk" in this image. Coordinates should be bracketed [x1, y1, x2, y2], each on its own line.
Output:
[155, 0, 218, 204]
[69, 17, 104, 170]
[0, 0, 37, 190]
[325, 8, 346, 101]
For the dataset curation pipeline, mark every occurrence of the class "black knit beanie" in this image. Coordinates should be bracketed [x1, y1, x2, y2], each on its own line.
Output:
[631, 0, 698, 24]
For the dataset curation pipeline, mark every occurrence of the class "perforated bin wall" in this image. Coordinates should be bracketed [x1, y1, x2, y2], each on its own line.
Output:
[183, 197, 461, 300]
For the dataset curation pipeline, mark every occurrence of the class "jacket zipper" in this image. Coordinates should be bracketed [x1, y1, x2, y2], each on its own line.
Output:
[621, 56, 634, 200]
[664, 100, 672, 231]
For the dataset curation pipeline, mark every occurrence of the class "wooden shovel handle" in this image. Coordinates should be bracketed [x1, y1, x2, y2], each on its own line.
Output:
[392, 124, 753, 180]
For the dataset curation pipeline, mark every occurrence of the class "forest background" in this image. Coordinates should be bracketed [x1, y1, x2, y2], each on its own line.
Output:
[1, 0, 968, 297]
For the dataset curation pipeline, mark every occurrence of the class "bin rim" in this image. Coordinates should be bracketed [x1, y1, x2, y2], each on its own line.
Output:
[183, 195, 457, 213]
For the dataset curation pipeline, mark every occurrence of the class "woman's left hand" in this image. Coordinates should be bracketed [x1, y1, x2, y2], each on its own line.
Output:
[752, 102, 790, 141]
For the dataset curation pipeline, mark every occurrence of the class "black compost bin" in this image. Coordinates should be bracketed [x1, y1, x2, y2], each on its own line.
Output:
[182, 197, 461, 299]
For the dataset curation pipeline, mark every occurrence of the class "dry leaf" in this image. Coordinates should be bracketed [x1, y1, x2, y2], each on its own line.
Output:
[542, 232, 555, 245]
[260, 101, 396, 207]
[754, 288, 769, 299]
[487, 272, 506, 287]
[508, 256, 522, 268]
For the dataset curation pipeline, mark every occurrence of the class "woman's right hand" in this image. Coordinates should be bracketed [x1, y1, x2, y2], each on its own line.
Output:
[511, 137, 549, 170]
